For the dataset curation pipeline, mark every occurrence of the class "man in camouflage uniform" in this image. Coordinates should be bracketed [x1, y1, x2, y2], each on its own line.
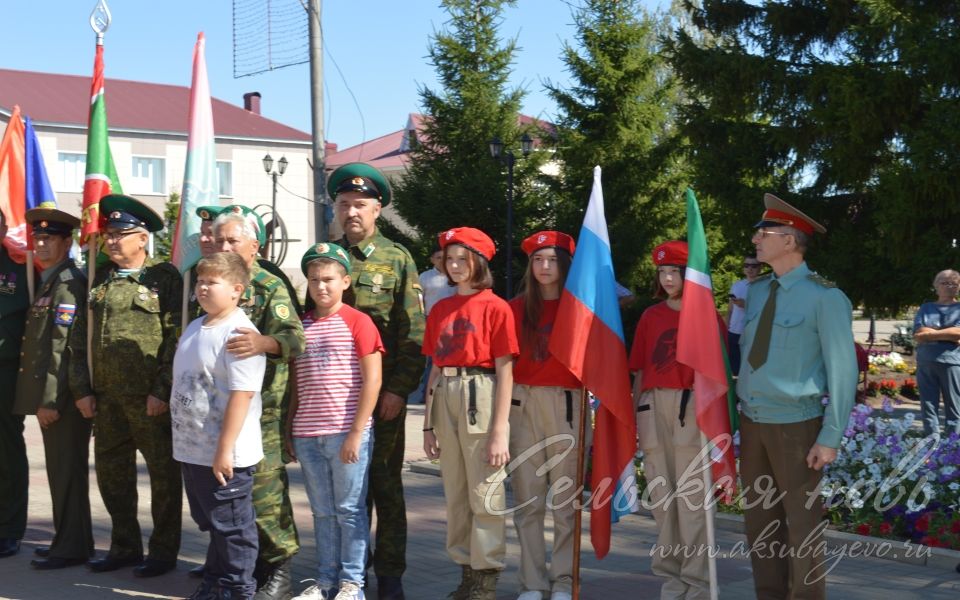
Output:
[329, 162, 425, 600]
[68, 195, 183, 577]
[0, 211, 29, 560]
[13, 209, 92, 569]
[210, 205, 305, 600]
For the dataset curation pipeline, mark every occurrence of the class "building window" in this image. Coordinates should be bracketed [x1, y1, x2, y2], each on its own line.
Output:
[57, 152, 86, 193]
[217, 161, 233, 197]
[130, 156, 166, 195]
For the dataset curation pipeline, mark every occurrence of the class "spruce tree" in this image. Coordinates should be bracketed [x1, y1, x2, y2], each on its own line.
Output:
[669, 0, 960, 312]
[392, 0, 549, 295]
[545, 0, 692, 307]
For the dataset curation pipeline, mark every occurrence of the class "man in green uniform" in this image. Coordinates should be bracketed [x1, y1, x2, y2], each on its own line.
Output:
[0, 211, 29, 559]
[328, 162, 425, 600]
[211, 205, 305, 600]
[13, 208, 92, 569]
[68, 195, 183, 578]
[737, 193, 858, 600]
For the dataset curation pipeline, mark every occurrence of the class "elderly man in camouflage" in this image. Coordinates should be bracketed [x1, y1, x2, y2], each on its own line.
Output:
[328, 162, 425, 600]
[68, 195, 183, 578]
[211, 206, 305, 600]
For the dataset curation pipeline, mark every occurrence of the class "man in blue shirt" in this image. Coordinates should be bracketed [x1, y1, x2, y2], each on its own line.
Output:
[737, 194, 857, 600]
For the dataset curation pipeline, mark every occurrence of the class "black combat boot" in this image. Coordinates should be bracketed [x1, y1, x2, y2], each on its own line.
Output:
[253, 559, 292, 600]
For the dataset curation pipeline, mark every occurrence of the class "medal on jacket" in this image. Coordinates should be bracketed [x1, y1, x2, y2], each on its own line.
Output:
[372, 272, 383, 294]
[0, 271, 16, 295]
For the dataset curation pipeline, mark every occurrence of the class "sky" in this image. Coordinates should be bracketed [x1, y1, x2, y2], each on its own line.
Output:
[0, 0, 666, 151]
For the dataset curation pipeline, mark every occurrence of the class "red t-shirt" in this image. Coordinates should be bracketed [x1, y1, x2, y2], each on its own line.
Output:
[293, 304, 385, 436]
[423, 289, 519, 368]
[509, 296, 581, 388]
[629, 301, 727, 391]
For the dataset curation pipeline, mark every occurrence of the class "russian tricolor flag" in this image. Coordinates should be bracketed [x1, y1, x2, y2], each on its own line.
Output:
[549, 166, 637, 559]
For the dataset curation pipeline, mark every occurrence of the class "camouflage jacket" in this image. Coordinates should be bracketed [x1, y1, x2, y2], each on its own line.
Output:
[68, 256, 182, 401]
[340, 229, 425, 399]
[184, 262, 305, 422]
[14, 259, 86, 414]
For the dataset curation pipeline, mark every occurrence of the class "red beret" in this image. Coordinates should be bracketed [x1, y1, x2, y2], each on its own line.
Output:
[439, 227, 496, 261]
[520, 230, 575, 256]
[652, 240, 688, 266]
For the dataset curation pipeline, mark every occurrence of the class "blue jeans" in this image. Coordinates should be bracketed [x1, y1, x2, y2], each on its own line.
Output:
[294, 429, 373, 587]
[917, 360, 960, 438]
[408, 357, 433, 404]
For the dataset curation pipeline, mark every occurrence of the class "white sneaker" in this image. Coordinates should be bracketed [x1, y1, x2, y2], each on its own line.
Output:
[293, 585, 331, 600]
[550, 593, 573, 600]
[517, 592, 543, 600]
[334, 580, 364, 600]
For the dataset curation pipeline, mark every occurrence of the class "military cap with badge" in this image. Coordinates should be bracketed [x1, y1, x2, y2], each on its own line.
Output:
[99, 194, 165, 232]
[26, 206, 81, 236]
[301, 242, 352, 275]
[327, 162, 393, 206]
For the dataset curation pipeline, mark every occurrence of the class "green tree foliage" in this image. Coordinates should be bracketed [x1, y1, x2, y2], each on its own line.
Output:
[393, 0, 550, 294]
[544, 0, 696, 322]
[669, 0, 960, 312]
[153, 191, 180, 262]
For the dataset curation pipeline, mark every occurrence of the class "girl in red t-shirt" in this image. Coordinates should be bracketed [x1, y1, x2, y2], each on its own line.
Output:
[508, 231, 582, 600]
[629, 240, 717, 598]
[422, 227, 519, 600]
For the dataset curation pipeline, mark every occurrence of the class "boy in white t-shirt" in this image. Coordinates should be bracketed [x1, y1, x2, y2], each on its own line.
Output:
[285, 243, 384, 600]
[172, 252, 267, 600]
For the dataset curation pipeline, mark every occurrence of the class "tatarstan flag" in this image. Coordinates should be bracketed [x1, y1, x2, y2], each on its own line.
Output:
[0, 105, 27, 261]
[81, 44, 123, 242]
[676, 188, 738, 499]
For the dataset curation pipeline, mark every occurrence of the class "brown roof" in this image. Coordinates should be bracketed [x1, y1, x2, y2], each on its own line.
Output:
[0, 68, 310, 142]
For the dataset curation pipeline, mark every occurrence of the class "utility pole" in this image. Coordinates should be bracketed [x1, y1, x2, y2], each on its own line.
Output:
[307, 0, 328, 241]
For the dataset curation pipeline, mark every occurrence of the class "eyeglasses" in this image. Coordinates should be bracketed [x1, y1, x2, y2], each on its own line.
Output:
[103, 230, 140, 243]
[755, 228, 793, 239]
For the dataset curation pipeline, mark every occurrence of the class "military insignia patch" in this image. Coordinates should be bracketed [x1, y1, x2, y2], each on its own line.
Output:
[199, 209, 210, 220]
[55, 303, 76, 325]
[110, 211, 121, 219]
[351, 177, 364, 186]
[315, 243, 329, 253]
[275, 304, 291, 320]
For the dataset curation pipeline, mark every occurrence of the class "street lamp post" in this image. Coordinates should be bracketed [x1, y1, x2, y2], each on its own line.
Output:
[489, 133, 533, 298]
[262, 153, 288, 263]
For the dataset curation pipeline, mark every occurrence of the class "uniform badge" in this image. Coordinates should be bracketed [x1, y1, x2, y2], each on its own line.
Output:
[537, 234, 547, 244]
[275, 304, 291, 320]
[40, 220, 49, 228]
[351, 177, 364, 186]
[315, 243, 329, 253]
[55, 303, 77, 325]
[657, 249, 666, 261]
[231, 206, 244, 214]
[199, 209, 210, 220]
[372, 272, 384, 294]
[110, 211, 121, 219]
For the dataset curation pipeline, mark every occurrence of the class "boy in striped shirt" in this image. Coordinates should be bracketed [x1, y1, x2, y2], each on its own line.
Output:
[286, 243, 384, 600]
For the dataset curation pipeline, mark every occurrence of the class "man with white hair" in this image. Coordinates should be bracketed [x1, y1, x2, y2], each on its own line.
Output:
[209, 205, 305, 600]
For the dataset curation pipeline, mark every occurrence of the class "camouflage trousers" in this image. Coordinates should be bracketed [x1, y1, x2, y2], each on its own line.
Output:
[366, 406, 407, 577]
[254, 418, 299, 565]
[93, 394, 181, 561]
[0, 362, 27, 540]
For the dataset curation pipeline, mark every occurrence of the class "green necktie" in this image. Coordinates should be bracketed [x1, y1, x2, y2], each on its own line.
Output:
[747, 280, 779, 370]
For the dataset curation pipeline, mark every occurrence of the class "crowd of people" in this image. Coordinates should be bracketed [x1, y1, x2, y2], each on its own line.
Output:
[0, 161, 957, 600]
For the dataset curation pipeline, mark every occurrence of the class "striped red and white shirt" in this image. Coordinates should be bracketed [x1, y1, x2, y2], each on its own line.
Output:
[293, 304, 385, 436]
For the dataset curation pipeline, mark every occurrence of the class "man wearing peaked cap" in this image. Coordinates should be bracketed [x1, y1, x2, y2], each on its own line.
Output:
[14, 208, 93, 569]
[440, 227, 497, 261]
[68, 194, 184, 577]
[737, 193, 856, 600]
[196, 205, 224, 258]
[330, 161, 423, 599]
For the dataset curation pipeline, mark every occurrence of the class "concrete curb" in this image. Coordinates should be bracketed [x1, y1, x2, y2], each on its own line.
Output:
[408, 461, 960, 572]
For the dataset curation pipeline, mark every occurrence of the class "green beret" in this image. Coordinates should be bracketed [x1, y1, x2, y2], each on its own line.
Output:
[26, 207, 80, 235]
[196, 205, 223, 222]
[327, 162, 392, 206]
[301, 242, 351, 275]
[100, 194, 164, 233]
[219, 204, 266, 246]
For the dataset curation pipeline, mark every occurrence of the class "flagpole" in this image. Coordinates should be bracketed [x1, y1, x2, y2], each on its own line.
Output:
[182, 272, 190, 332]
[700, 431, 719, 600]
[25, 251, 34, 303]
[571, 386, 589, 600]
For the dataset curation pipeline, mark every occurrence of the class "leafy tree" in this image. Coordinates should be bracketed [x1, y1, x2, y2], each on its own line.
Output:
[153, 191, 180, 262]
[544, 0, 697, 322]
[668, 0, 960, 312]
[393, 0, 551, 294]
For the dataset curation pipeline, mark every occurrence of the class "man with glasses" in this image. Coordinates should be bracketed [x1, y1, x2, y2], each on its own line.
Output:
[726, 255, 763, 375]
[737, 193, 857, 600]
[69, 195, 183, 578]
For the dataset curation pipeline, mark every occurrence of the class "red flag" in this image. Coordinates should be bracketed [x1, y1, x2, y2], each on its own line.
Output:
[0, 105, 27, 262]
